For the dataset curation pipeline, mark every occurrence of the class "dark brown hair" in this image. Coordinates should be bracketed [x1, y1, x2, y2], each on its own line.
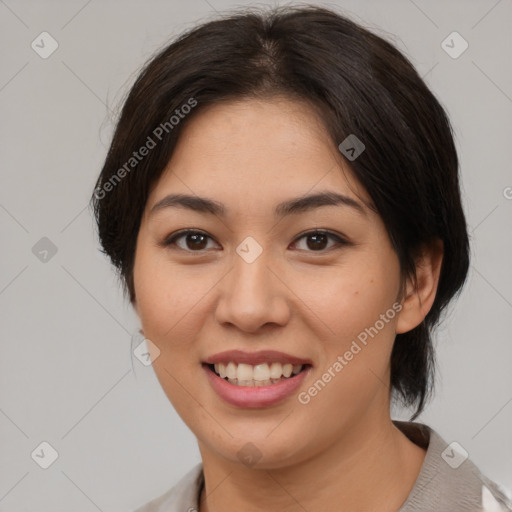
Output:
[91, 5, 470, 418]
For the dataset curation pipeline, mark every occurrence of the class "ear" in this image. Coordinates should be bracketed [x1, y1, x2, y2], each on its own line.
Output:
[395, 238, 444, 334]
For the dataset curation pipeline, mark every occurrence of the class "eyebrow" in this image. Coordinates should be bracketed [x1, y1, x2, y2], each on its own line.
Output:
[149, 190, 367, 218]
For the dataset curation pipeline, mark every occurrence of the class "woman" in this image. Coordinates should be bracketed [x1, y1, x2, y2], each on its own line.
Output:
[91, 5, 511, 511]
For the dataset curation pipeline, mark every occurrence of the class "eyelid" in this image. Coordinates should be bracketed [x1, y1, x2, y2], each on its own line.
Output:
[162, 228, 350, 252]
[162, 229, 219, 251]
[290, 229, 349, 251]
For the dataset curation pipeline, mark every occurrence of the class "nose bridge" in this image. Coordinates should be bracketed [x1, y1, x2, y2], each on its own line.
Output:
[234, 241, 271, 292]
[230, 238, 275, 305]
[215, 236, 290, 331]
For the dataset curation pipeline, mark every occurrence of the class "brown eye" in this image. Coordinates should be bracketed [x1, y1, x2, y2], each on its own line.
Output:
[292, 230, 347, 252]
[164, 230, 217, 251]
[184, 232, 208, 250]
[306, 232, 328, 250]
[163, 229, 348, 254]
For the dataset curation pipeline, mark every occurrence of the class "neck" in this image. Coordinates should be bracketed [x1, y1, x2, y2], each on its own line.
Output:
[198, 415, 426, 512]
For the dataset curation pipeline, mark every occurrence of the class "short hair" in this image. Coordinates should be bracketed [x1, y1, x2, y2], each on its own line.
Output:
[91, 5, 470, 419]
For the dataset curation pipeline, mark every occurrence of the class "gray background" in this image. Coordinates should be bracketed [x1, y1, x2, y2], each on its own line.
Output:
[0, 0, 511, 510]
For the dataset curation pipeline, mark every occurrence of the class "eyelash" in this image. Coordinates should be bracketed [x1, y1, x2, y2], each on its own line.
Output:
[162, 229, 349, 253]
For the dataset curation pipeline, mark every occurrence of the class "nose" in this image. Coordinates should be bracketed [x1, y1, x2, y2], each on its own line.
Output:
[214, 248, 291, 333]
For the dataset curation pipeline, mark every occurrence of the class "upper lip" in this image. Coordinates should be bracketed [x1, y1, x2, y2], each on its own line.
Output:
[203, 350, 312, 366]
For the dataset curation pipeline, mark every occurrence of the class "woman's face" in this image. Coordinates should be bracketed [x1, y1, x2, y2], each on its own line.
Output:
[133, 98, 406, 468]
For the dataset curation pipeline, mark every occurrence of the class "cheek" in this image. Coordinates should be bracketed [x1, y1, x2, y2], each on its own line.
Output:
[133, 242, 208, 339]
[306, 249, 400, 392]
[295, 253, 399, 342]
[306, 297, 399, 424]
[133, 243, 205, 420]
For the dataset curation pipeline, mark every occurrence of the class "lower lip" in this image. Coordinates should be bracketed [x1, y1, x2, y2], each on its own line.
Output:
[203, 364, 310, 408]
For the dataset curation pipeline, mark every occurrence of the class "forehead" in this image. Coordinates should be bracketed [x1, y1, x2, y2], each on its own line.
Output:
[148, 98, 372, 213]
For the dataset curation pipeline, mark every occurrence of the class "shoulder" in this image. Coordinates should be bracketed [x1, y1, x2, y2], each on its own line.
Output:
[132, 463, 203, 512]
[394, 421, 512, 512]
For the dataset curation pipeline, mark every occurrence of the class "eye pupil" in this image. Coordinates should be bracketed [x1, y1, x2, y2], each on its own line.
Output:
[307, 233, 328, 250]
[187, 233, 207, 250]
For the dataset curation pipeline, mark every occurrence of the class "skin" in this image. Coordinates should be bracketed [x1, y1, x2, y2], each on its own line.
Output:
[133, 97, 444, 512]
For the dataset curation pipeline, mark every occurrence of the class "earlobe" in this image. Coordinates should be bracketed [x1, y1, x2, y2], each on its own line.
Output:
[395, 239, 444, 334]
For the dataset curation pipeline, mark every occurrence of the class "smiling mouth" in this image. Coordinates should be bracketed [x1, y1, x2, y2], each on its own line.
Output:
[206, 362, 310, 387]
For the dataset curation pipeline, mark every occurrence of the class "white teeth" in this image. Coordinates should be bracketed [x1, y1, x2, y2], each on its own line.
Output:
[253, 363, 270, 381]
[212, 361, 304, 384]
[269, 362, 283, 379]
[236, 363, 253, 381]
[226, 362, 237, 380]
